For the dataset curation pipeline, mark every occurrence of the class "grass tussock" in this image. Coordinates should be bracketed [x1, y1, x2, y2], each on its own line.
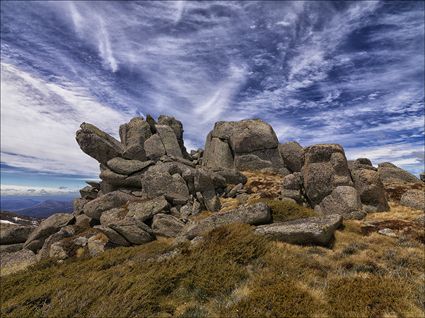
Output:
[258, 199, 317, 222]
[326, 275, 410, 318]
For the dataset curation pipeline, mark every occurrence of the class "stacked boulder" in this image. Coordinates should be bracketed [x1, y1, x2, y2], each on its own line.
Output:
[280, 146, 390, 218]
[8, 116, 423, 265]
[203, 119, 289, 174]
[72, 115, 252, 250]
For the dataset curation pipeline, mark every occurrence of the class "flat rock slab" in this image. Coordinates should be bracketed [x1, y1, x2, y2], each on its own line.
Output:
[107, 157, 154, 175]
[255, 214, 342, 246]
[183, 202, 271, 239]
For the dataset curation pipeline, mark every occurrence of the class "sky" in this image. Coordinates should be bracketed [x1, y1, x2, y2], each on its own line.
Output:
[1, 1, 424, 197]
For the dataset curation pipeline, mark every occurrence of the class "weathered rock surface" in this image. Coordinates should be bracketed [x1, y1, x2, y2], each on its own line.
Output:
[158, 115, 189, 158]
[83, 191, 136, 220]
[144, 134, 166, 160]
[378, 162, 421, 184]
[279, 141, 304, 172]
[152, 214, 185, 238]
[76, 123, 123, 165]
[0, 225, 35, 245]
[302, 144, 352, 206]
[141, 166, 190, 204]
[38, 225, 75, 260]
[107, 157, 153, 175]
[255, 214, 342, 246]
[94, 225, 130, 246]
[119, 117, 151, 161]
[24, 213, 75, 252]
[127, 196, 170, 222]
[351, 168, 389, 212]
[400, 189, 425, 211]
[316, 186, 364, 219]
[203, 119, 284, 171]
[109, 218, 154, 245]
[156, 125, 183, 158]
[183, 203, 271, 239]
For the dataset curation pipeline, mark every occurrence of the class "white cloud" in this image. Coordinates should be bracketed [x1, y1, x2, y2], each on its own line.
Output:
[0, 62, 130, 175]
[1, 184, 78, 196]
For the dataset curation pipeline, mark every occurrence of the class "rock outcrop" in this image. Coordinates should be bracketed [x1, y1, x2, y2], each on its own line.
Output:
[14, 115, 413, 264]
[315, 186, 365, 220]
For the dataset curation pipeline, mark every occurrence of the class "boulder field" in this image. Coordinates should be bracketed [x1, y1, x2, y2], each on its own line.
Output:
[1, 115, 423, 263]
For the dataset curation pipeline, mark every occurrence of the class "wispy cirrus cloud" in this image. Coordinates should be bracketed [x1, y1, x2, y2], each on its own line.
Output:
[0, 0, 423, 187]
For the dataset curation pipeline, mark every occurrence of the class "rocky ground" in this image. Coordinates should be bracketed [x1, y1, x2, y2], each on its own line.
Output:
[1, 115, 424, 317]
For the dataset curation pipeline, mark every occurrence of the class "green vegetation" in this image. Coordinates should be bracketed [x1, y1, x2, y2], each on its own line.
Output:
[259, 199, 317, 222]
[1, 219, 424, 318]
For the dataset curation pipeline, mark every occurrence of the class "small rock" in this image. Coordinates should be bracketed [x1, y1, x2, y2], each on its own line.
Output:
[378, 228, 398, 238]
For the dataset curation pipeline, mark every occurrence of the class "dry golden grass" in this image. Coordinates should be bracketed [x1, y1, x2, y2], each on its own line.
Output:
[2, 171, 424, 317]
[242, 170, 285, 199]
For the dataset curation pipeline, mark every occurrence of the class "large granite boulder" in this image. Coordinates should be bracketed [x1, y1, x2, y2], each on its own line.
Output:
[144, 134, 166, 160]
[83, 191, 136, 220]
[158, 115, 189, 158]
[94, 225, 130, 246]
[156, 125, 183, 158]
[24, 213, 75, 252]
[126, 196, 170, 222]
[203, 119, 284, 171]
[378, 162, 421, 184]
[99, 167, 143, 188]
[141, 165, 190, 204]
[279, 141, 304, 172]
[76, 123, 123, 165]
[349, 158, 376, 171]
[183, 202, 272, 239]
[351, 168, 389, 212]
[315, 186, 365, 219]
[1, 225, 35, 245]
[38, 225, 76, 260]
[108, 218, 154, 245]
[302, 144, 352, 207]
[119, 117, 151, 161]
[255, 214, 342, 246]
[400, 189, 425, 211]
[152, 214, 185, 238]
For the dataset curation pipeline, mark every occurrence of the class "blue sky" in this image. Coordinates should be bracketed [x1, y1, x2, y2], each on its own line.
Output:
[1, 1, 424, 196]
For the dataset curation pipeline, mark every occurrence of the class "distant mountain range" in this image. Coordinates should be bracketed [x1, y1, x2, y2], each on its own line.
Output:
[1, 197, 73, 218]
